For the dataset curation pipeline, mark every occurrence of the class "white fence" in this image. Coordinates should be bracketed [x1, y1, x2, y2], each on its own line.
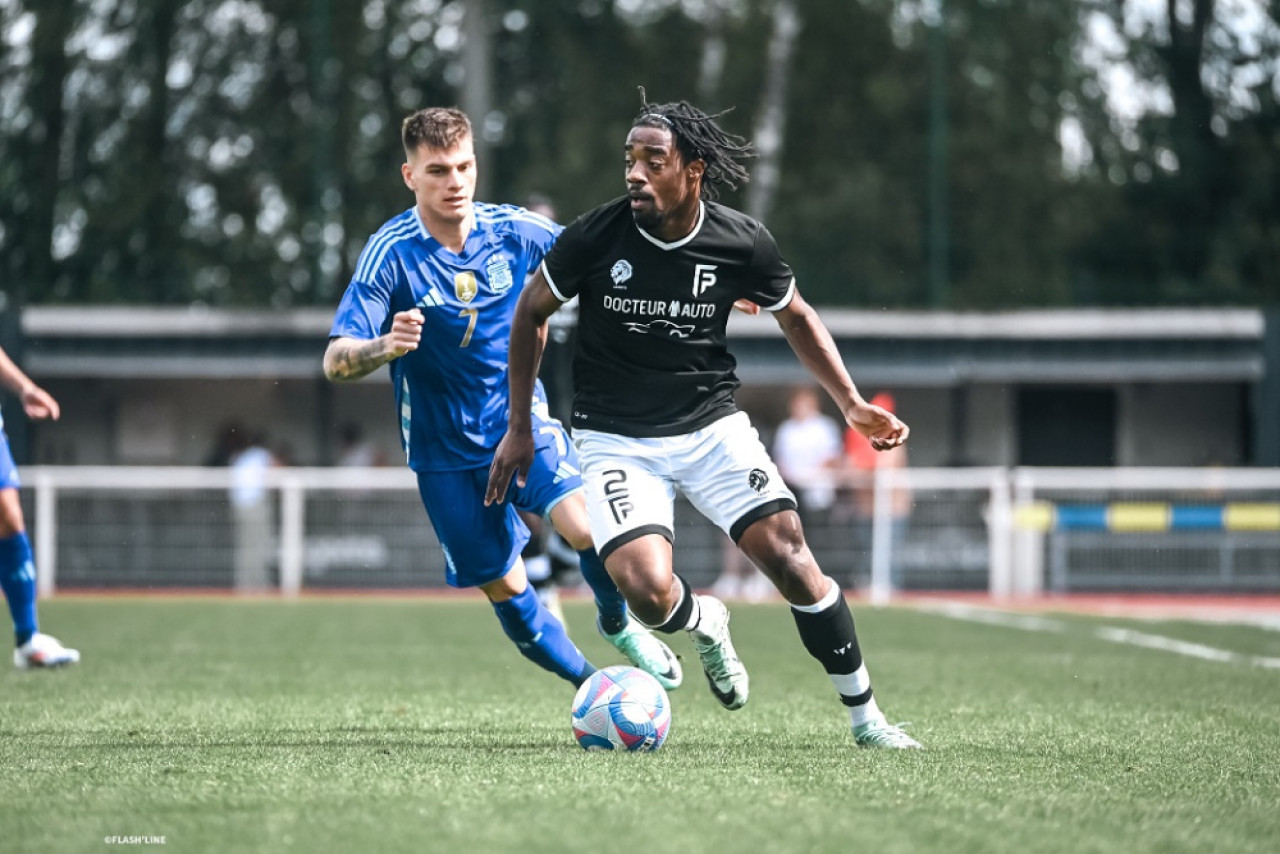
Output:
[21, 466, 1280, 599]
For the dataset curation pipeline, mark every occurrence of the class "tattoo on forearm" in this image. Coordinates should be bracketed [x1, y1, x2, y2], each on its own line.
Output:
[326, 339, 393, 381]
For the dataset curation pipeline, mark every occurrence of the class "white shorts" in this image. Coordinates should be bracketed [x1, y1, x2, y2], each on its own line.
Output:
[573, 411, 798, 560]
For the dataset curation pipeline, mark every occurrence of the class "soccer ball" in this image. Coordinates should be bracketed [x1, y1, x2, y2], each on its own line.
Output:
[571, 665, 671, 752]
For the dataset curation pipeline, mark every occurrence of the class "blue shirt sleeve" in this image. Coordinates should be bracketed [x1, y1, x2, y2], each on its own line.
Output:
[509, 206, 562, 281]
[330, 255, 396, 340]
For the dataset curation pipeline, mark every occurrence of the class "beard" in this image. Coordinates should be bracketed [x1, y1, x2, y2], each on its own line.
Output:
[631, 204, 663, 232]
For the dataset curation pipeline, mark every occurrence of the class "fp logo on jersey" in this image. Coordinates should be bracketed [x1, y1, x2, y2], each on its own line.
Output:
[692, 264, 717, 297]
[454, 271, 478, 303]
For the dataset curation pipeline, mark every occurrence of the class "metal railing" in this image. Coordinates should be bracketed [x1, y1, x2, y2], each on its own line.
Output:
[21, 466, 1280, 599]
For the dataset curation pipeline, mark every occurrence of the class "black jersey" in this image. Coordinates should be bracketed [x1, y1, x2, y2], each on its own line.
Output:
[541, 197, 795, 437]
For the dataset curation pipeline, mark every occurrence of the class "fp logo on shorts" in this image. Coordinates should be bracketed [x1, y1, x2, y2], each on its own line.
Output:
[602, 469, 633, 524]
[692, 264, 717, 297]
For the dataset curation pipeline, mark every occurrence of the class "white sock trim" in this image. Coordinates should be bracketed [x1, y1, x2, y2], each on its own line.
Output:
[830, 663, 872, 698]
[849, 696, 883, 728]
[790, 576, 840, 614]
[684, 593, 705, 633]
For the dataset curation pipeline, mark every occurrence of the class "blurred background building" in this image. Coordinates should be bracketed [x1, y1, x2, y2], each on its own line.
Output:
[10, 304, 1278, 470]
[0, 1, 1276, 596]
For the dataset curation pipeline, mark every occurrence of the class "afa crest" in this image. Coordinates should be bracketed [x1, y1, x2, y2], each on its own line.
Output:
[486, 256, 514, 295]
[454, 271, 478, 303]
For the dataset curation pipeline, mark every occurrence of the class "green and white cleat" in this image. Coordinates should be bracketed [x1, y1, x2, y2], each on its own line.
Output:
[854, 719, 922, 749]
[689, 595, 749, 710]
[600, 617, 683, 691]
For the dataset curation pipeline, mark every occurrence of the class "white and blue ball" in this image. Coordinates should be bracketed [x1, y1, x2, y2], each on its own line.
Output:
[571, 665, 671, 752]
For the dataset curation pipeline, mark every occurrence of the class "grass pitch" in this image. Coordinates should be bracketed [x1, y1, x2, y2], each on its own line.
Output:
[3, 597, 1278, 853]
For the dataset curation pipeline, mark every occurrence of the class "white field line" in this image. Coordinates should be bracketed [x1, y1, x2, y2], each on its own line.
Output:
[921, 602, 1280, 670]
[1071, 606, 1280, 633]
[1093, 626, 1280, 670]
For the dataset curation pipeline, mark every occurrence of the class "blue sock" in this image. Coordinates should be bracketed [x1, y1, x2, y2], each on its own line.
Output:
[576, 548, 628, 635]
[492, 585, 595, 686]
[0, 532, 37, 647]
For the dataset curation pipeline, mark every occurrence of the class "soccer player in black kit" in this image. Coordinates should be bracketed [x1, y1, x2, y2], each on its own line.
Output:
[487, 92, 920, 748]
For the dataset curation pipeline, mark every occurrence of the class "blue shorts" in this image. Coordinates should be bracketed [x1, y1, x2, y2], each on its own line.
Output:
[0, 429, 18, 490]
[416, 425, 583, 589]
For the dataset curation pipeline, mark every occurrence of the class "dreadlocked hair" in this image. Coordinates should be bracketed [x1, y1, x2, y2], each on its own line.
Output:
[633, 87, 753, 201]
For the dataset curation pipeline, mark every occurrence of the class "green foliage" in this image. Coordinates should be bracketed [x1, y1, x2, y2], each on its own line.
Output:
[3, 598, 1279, 852]
[0, 0, 1276, 308]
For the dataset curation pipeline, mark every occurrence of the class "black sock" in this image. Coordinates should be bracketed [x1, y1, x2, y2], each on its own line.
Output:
[791, 591, 873, 706]
[655, 575, 698, 634]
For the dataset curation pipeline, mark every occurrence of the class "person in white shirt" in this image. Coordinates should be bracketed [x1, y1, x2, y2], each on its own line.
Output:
[773, 386, 843, 518]
[230, 433, 277, 592]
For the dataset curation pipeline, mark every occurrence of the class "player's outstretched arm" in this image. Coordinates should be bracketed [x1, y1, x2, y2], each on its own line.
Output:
[773, 291, 908, 451]
[323, 309, 423, 382]
[0, 345, 59, 421]
[484, 271, 559, 506]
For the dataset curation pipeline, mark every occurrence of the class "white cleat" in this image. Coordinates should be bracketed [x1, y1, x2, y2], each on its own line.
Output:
[690, 596, 749, 710]
[853, 718, 922, 749]
[14, 633, 80, 670]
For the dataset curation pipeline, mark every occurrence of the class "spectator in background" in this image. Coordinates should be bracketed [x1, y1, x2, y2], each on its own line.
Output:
[773, 386, 843, 519]
[0, 345, 79, 669]
[524, 193, 557, 221]
[336, 422, 386, 467]
[230, 431, 278, 592]
[845, 392, 912, 588]
[711, 533, 775, 602]
[204, 420, 247, 468]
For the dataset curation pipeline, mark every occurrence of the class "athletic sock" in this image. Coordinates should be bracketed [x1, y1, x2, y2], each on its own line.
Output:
[575, 547, 628, 635]
[491, 585, 595, 686]
[790, 577, 883, 727]
[636, 574, 701, 635]
[0, 532, 37, 647]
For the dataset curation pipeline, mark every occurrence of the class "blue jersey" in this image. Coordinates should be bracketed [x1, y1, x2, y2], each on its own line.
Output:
[330, 203, 563, 472]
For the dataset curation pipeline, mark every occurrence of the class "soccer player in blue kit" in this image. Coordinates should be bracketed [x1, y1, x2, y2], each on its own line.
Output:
[324, 107, 680, 691]
[488, 93, 921, 748]
[0, 346, 79, 669]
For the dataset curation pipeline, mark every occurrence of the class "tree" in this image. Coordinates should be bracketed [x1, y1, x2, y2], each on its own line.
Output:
[0, 0, 1272, 309]
[1073, 0, 1280, 305]
[746, 0, 800, 224]
[1, 0, 74, 302]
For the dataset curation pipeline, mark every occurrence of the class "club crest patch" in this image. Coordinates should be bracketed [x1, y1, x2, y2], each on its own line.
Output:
[486, 256, 513, 295]
[454, 271, 478, 303]
[748, 469, 769, 493]
[610, 259, 633, 286]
